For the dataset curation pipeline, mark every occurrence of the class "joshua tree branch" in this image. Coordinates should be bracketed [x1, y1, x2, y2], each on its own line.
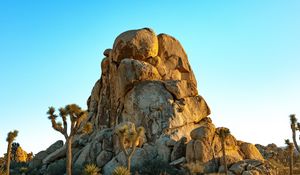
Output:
[291, 126, 300, 153]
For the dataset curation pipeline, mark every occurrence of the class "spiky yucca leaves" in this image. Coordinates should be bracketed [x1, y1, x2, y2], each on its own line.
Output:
[285, 139, 294, 175]
[112, 166, 130, 175]
[83, 164, 101, 175]
[115, 122, 145, 172]
[47, 104, 93, 175]
[82, 122, 93, 135]
[216, 127, 230, 175]
[290, 114, 300, 153]
[6, 130, 18, 175]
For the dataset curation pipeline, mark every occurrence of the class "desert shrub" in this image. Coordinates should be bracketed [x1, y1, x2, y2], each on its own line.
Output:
[132, 157, 183, 175]
[83, 164, 101, 175]
[9, 161, 27, 170]
[112, 166, 130, 175]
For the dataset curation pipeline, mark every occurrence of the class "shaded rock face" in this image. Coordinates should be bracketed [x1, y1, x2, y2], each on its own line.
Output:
[32, 28, 272, 175]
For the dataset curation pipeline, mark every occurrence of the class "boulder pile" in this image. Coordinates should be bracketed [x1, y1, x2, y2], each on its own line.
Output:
[31, 28, 276, 175]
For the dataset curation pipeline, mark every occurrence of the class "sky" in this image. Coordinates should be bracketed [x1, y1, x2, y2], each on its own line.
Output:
[0, 1, 300, 156]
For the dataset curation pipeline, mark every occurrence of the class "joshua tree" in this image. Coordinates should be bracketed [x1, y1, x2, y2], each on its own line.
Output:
[115, 122, 145, 172]
[285, 139, 294, 175]
[6, 130, 18, 175]
[47, 104, 92, 175]
[290, 114, 300, 153]
[217, 127, 230, 175]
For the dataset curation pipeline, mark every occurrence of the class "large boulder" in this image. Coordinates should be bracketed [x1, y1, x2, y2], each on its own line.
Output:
[157, 33, 197, 84]
[42, 145, 66, 164]
[103, 144, 157, 175]
[45, 140, 64, 154]
[112, 28, 158, 62]
[240, 142, 264, 161]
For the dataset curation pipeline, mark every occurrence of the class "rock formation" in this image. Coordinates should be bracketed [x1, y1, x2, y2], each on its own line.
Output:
[30, 28, 276, 175]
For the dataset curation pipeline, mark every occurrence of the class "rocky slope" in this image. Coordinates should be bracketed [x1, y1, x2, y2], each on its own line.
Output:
[29, 28, 276, 175]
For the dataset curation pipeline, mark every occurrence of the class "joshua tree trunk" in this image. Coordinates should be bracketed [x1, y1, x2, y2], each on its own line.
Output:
[66, 136, 73, 175]
[289, 147, 294, 175]
[6, 141, 12, 175]
[291, 128, 300, 153]
[221, 136, 228, 175]
[127, 155, 131, 172]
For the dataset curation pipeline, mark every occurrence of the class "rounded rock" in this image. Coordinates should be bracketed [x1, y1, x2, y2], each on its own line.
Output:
[112, 28, 158, 62]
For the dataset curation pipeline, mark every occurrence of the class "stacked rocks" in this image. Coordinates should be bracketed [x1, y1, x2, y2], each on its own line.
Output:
[32, 28, 274, 175]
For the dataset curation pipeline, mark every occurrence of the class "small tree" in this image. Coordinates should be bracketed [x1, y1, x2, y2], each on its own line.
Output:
[285, 139, 294, 175]
[115, 122, 145, 172]
[6, 130, 18, 175]
[290, 114, 300, 153]
[47, 104, 92, 175]
[216, 127, 230, 175]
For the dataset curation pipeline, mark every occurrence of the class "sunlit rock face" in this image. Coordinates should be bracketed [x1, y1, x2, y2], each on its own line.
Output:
[32, 28, 274, 175]
[87, 27, 210, 143]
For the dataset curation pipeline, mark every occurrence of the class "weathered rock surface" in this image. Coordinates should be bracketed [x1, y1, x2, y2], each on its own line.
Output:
[112, 28, 158, 63]
[31, 28, 275, 175]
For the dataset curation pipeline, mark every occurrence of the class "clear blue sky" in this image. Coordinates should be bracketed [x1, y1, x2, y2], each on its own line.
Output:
[0, 1, 300, 155]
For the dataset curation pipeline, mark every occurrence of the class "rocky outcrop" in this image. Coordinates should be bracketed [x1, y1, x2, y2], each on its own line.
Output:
[31, 28, 274, 175]
[185, 118, 270, 174]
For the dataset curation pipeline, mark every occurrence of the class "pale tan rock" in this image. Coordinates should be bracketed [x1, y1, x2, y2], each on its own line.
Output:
[240, 142, 264, 161]
[212, 133, 244, 162]
[116, 58, 161, 99]
[193, 140, 213, 162]
[170, 96, 211, 128]
[148, 56, 161, 67]
[163, 80, 198, 99]
[157, 33, 190, 73]
[157, 33, 197, 85]
[190, 122, 215, 142]
[112, 28, 158, 62]
[186, 140, 195, 163]
[103, 48, 112, 57]
[101, 57, 110, 75]
[121, 81, 174, 141]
